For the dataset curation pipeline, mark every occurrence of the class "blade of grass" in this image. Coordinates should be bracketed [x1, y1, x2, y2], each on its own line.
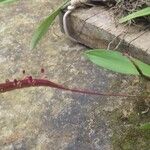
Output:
[85, 49, 139, 75]
[119, 7, 150, 23]
[131, 58, 150, 78]
[30, 0, 70, 50]
[0, 0, 18, 4]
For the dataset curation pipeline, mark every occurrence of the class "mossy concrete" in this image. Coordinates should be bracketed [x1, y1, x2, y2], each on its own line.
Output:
[0, 1, 149, 150]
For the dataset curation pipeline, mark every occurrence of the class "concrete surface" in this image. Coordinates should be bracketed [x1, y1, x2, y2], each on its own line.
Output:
[0, 1, 149, 150]
[64, 6, 150, 64]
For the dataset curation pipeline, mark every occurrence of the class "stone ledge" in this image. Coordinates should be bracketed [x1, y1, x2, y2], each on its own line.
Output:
[60, 6, 150, 64]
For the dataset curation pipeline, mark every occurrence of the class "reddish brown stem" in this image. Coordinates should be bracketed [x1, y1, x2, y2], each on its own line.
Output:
[0, 77, 149, 97]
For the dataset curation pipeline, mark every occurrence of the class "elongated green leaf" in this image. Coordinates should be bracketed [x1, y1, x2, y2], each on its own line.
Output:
[30, 0, 69, 50]
[0, 0, 18, 4]
[119, 7, 150, 23]
[85, 49, 139, 75]
[138, 123, 150, 130]
[131, 58, 150, 78]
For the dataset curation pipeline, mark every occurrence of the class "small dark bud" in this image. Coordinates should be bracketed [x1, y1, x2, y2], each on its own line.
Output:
[41, 68, 45, 73]
[28, 76, 33, 83]
[13, 79, 18, 86]
[22, 70, 26, 74]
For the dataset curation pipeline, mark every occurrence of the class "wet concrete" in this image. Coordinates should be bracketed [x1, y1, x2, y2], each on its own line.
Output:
[0, 0, 149, 150]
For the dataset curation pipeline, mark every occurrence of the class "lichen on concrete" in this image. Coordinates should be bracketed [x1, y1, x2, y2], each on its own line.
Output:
[0, 0, 149, 150]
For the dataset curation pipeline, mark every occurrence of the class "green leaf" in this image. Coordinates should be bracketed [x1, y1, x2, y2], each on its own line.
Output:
[131, 58, 150, 78]
[85, 49, 139, 75]
[119, 7, 150, 23]
[138, 123, 150, 130]
[30, 0, 69, 50]
[0, 0, 18, 4]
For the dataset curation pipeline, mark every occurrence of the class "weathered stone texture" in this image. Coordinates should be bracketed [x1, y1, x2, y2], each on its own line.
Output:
[66, 7, 150, 64]
[0, 1, 149, 150]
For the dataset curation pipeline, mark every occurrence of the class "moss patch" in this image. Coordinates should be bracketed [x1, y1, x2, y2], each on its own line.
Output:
[108, 96, 150, 150]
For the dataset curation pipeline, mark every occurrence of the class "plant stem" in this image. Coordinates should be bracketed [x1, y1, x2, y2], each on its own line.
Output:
[0, 76, 149, 97]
